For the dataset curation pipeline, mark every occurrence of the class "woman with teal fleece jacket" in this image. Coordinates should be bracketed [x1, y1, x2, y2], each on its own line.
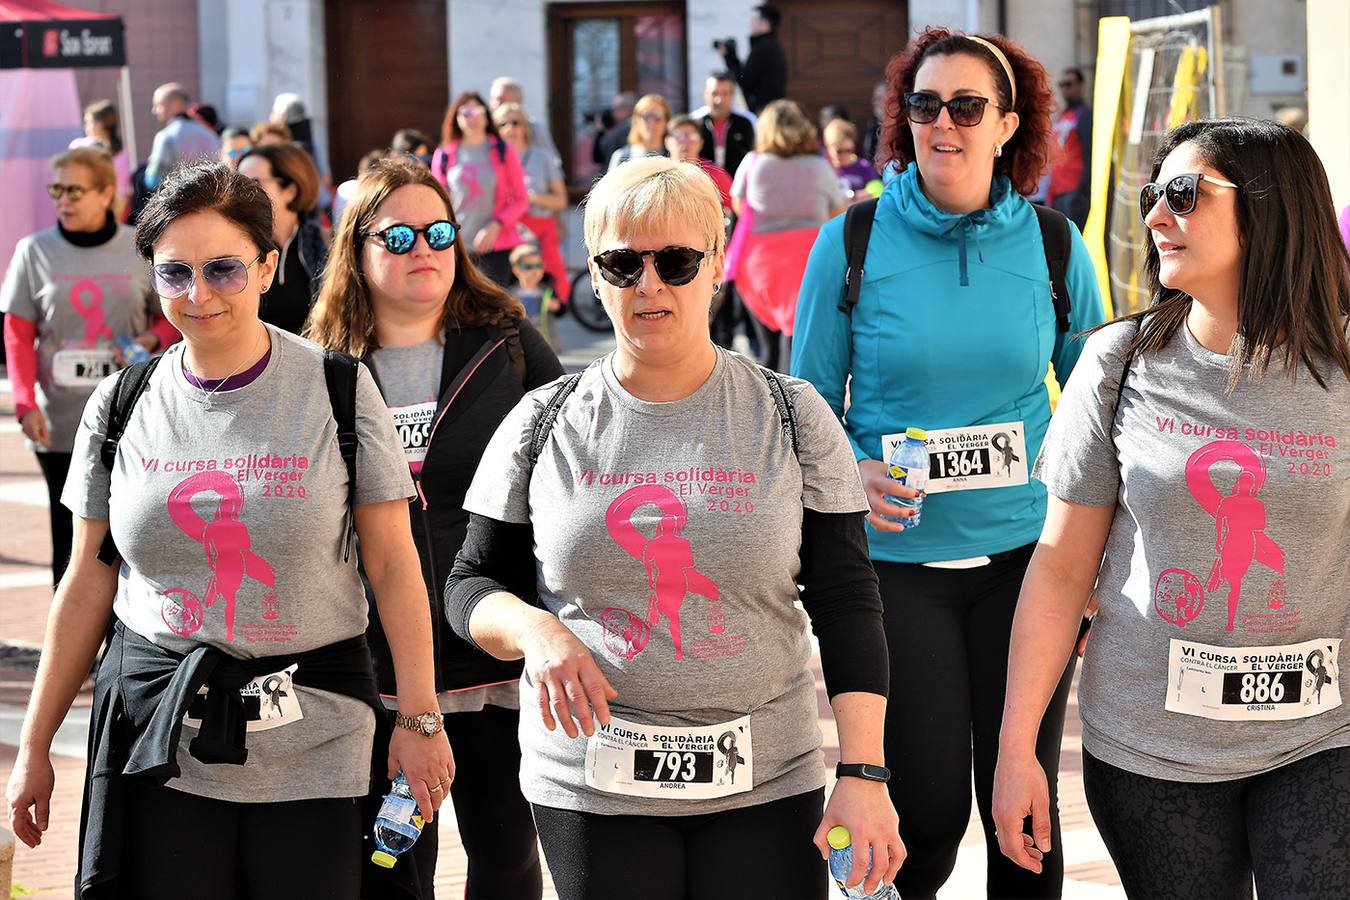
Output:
[792, 29, 1105, 900]
[793, 161, 1103, 563]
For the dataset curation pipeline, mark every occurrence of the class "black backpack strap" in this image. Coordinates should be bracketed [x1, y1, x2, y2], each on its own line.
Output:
[96, 356, 163, 566]
[324, 349, 360, 562]
[500, 320, 527, 384]
[1031, 203, 1073, 333]
[839, 197, 879, 315]
[758, 366, 799, 458]
[528, 373, 583, 466]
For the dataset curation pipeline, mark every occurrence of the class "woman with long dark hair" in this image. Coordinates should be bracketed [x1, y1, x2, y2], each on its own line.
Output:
[995, 117, 1350, 899]
[431, 91, 529, 287]
[792, 28, 1106, 897]
[308, 158, 561, 898]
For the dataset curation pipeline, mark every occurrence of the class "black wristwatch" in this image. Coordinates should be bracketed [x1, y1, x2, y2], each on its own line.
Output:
[836, 762, 891, 783]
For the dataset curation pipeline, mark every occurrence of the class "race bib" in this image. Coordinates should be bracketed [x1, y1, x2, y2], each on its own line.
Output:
[183, 664, 304, 733]
[585, 713, 752, 799]
[51, 348, 116, 388]
[882, 422, 1029, 494]
[1165, 638, 1342, 721]
[390, 400, 436, 472]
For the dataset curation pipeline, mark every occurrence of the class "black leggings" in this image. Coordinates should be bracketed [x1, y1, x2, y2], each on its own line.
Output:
[36, 451, 73, 587]
[123, 782, 363, 899]
[532, 788, 827, 900]
[406, 704, 542, 899]
[1083, 745, 1350, 899]
[877, 545, 1075, 899]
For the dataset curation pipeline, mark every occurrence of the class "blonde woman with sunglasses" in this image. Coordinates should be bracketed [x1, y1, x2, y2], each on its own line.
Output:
[445, 156, 904, 899]
[1, 146, 175, 589]
[6, 162, 452, 900]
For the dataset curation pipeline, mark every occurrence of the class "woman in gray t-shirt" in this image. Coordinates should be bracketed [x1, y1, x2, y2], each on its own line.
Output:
[445, 156, 905, 899]
[994, 120, 1350, 897]
[6, 163, 453, 899]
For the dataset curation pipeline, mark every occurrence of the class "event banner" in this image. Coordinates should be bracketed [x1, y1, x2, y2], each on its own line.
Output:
[1, 18, 126, 69]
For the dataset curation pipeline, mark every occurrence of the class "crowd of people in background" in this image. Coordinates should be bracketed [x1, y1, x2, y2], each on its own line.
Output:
[6, 2, 1350, 900]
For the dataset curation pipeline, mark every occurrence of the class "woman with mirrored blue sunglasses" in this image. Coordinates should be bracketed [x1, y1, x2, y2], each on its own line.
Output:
[309, 157, 562, 899]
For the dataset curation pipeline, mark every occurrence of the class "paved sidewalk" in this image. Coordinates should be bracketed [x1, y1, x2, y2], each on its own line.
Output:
[0, 370, 1122, 898]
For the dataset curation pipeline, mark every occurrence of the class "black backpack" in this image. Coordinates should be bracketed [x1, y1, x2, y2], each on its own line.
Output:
[838, 197, 1073, 333]
[527, 365, 800, 466]
[95, 349, 361, 565]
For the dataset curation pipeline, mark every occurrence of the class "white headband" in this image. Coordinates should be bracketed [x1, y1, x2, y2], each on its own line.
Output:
[966, 36, 1017, 109]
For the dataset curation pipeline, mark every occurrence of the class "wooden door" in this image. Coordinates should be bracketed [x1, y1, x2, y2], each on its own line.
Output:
[324, 0, 448, 182]
[774, 0, 907, 130]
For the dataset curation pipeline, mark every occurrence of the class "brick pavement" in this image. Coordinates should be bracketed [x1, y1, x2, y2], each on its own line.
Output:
[0, 370, 1122, 897]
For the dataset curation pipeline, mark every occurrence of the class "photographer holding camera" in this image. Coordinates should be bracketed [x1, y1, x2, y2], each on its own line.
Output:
[713, 4, 787, 114]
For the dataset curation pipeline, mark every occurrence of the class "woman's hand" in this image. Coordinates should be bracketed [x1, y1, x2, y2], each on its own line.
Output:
[1077, 591, 1099, 658]
[387, 726, 455, 823]
[7, 748, 55, 848]
[520, 613, 618, 738]
[20, 409, 50, 447]
[472, 220, 503, 254]
[814, 777, 905, 895]
[857, 459, 919, 534]
[992, 749, 1052, 874]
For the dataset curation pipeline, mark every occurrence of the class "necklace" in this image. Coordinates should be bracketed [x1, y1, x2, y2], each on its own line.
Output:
[183, 326, 266, 411]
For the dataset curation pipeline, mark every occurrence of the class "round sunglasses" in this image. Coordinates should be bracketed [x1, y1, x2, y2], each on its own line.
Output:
[151, 255, 264, 299]
[1139, 173, 1238, 222]
[365, 221, 457, 255]
[904, 92, 1002, 127]
[592, 246, 712, 288]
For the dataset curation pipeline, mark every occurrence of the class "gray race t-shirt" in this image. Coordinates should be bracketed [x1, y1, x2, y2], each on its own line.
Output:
[64, 326, 415, 802]
[1036, 320, 1350, 781]
[730, 153, 844, 234]
[446, 142, 497, 248]
[519, 146, 563, 219]
[0, 226, 157, 452]
[464, 348, 868, 815]
[368, 337, 520, 715]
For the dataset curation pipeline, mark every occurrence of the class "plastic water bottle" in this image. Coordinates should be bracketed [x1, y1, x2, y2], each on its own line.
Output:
[886, 427, 929, 527]
[828, 826, 899, 899]
[370, 771, 425, 869]
[114, 335, 150, 365]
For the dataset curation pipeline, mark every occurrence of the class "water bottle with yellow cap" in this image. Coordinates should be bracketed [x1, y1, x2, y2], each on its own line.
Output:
[885, 427, 929, 527]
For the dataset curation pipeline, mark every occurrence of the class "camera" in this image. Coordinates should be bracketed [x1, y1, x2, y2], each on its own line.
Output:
[712, 36, 736, 54]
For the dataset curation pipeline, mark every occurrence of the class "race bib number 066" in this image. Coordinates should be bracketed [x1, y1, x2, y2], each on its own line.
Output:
[1165, 637, 1341, 721]
[882, 422, 1028, 495]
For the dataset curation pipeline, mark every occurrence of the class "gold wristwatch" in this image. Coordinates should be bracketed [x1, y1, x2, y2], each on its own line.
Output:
[394, 710, 443, 737]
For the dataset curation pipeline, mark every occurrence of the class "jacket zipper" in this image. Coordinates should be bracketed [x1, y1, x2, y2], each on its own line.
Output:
[413, 337, 506, 692]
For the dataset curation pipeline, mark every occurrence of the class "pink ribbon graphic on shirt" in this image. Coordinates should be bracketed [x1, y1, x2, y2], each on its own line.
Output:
[604, 485, 719, 661]
[1172, 440, 1286, 632]
[68, 278, 113, 347]
[163, 471, 277, 641]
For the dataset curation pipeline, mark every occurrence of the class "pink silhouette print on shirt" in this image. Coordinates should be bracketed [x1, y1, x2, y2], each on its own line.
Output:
[604, 485, 719, 661]
[164, 471, 277, 641]
[1186, 440, 1286, 631]
[68, 278, 113, 347]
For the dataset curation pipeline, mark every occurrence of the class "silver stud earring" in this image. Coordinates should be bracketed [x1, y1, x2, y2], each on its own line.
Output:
[994, 143, 1003, 158]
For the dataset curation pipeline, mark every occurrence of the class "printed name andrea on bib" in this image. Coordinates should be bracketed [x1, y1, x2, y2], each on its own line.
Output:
[584, 714, 752, 800]
[883, 421, 1028, 495]
[183, 664, 305, 733]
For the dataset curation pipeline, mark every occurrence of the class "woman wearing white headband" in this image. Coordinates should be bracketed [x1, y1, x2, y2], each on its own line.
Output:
[793, 27, 1106, 898]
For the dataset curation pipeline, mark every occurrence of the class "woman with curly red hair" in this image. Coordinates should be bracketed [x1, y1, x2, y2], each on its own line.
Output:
[792, 27, 1106, 898]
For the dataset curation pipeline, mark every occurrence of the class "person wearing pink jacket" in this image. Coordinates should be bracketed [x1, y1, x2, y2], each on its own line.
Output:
[432, 91, 529, 287]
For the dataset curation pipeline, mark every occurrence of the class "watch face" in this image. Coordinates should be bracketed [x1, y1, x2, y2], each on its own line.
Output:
[419, 712, 440, 735]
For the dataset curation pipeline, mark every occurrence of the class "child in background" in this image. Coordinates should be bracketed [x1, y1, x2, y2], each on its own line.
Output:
[509, 243, 560, 349]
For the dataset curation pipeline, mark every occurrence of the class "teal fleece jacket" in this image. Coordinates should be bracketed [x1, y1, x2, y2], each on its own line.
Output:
[791, 162, 1106, 563]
